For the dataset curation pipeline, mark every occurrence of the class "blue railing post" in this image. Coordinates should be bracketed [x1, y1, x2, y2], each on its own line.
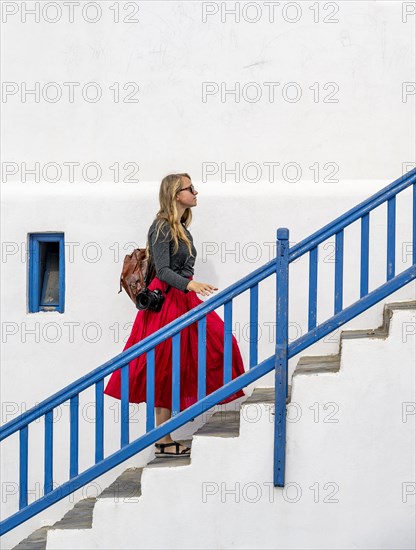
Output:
[274, 228, 289, 487]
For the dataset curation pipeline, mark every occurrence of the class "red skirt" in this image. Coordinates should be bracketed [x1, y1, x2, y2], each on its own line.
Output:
[103, 276, 245, 410]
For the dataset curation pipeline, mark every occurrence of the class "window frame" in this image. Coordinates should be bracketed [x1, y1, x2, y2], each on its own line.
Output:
[28, 233, 65, 313]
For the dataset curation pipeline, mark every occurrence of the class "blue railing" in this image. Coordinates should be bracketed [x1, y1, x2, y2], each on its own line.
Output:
[1, 168, 415, 535]
[273, 167, 416, 485]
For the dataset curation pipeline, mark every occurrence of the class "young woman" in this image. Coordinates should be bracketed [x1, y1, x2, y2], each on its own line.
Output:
[104, 173, 246, 456]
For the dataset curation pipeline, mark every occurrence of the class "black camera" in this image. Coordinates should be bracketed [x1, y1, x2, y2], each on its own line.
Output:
[136, 288, 166, 312]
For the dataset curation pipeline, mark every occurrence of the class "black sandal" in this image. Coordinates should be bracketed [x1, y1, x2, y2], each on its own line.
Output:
[155, 442, 191, 458]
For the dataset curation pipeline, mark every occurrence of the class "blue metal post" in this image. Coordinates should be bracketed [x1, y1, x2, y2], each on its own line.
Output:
[223, 300, 233, 384]
[19, 426, 28, 510]
[308, 246, 318, 330]
[387, 197, 396, 280]
[44, 411, 53, 494]
[95, 380, 104, 463]
[146, 349, 155, 431]
[249, 284, 259, 368]
[197, 317, 207, 400]
[69, 395, 79, 478]
[360, 214, 370, 298]
[172, 333, 181, 416]
[274, 228, 289, 487]
[120, 365, 129, 447]
[334, 230, 344, 314]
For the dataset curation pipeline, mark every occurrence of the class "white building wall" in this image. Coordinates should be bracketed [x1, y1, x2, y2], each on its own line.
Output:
[1, 1, 415, 183]
[1, 0, 415, 546]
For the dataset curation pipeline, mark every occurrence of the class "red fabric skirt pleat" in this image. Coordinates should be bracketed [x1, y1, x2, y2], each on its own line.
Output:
[103, 276, 245, 410]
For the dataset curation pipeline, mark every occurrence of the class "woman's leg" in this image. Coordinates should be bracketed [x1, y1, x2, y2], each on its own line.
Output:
[155, 406, 171, 442]
[155, 407, 189, 452]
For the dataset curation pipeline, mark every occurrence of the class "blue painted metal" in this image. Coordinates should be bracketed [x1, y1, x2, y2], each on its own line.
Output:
[69, 395, 78, 478]
[146, 349, 155, 431]
[334, 230, 344, 314]
[19, 427, 28, 510]
[387, 196, 396, 280]
[95, 381, 104, 463]
[360, 214, 370, 298]
[249, 284, 259, 368]
[197, 317, 207, 399]
[223, 300, 233, 384]
[274, 229, 289, 487]
[120, 364, 129, 447]
[308, 247, 318, 330]
[1, 169, 415, 536]
[44, 411, 53, 494]
[172, 333, 181, 416]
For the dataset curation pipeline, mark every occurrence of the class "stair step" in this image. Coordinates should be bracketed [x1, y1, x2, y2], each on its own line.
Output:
[99, 467, 143, 499]
[191, 388, 275, 438]
[51, 497, 96, 531]
[146, 454, 192, 468]
[342, 300, 416, 340]
[244, 387, 275, 404]
[12, 527, 49, 550]
[294, 354, 340, 375]
[194, 410, 240, 438]
[147, 440, 192, 468]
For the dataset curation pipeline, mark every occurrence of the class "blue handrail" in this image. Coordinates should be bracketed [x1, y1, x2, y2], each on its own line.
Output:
[1, 168, 415, 535]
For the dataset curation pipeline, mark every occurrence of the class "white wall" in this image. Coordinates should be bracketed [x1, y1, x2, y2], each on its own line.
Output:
[46, 305, 416, 550]
[1, 1, 415, 183]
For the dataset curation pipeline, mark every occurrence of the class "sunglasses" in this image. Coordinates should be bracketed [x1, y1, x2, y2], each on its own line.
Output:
[179, 184, 197, 195]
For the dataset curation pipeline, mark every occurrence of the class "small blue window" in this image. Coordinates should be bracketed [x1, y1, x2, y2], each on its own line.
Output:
[29, 233, 65, 313]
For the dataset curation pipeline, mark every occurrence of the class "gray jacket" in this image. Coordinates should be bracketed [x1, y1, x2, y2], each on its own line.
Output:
[148, 219, 197, 293]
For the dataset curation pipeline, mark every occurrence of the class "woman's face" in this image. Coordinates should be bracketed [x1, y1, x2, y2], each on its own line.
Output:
[176, 176, 198, 209]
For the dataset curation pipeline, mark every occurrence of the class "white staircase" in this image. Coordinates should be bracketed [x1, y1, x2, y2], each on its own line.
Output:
[11, 301, 416, 550]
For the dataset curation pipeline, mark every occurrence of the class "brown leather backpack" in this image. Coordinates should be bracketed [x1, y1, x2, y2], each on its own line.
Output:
[118, 248, 156, 304]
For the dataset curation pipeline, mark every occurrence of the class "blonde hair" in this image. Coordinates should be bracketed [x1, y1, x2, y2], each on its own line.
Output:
[146, 172, 195, 260]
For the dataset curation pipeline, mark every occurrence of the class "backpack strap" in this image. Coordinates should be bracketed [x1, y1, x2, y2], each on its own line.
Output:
[143, 255, 171, 295]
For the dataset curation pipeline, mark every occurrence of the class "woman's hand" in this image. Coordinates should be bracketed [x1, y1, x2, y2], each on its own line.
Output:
[186, 280, 218, 296]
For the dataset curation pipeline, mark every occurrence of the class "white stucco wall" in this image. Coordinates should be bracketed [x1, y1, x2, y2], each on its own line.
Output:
[45, 305, 416, 550]
[1, 1, 415, 183]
